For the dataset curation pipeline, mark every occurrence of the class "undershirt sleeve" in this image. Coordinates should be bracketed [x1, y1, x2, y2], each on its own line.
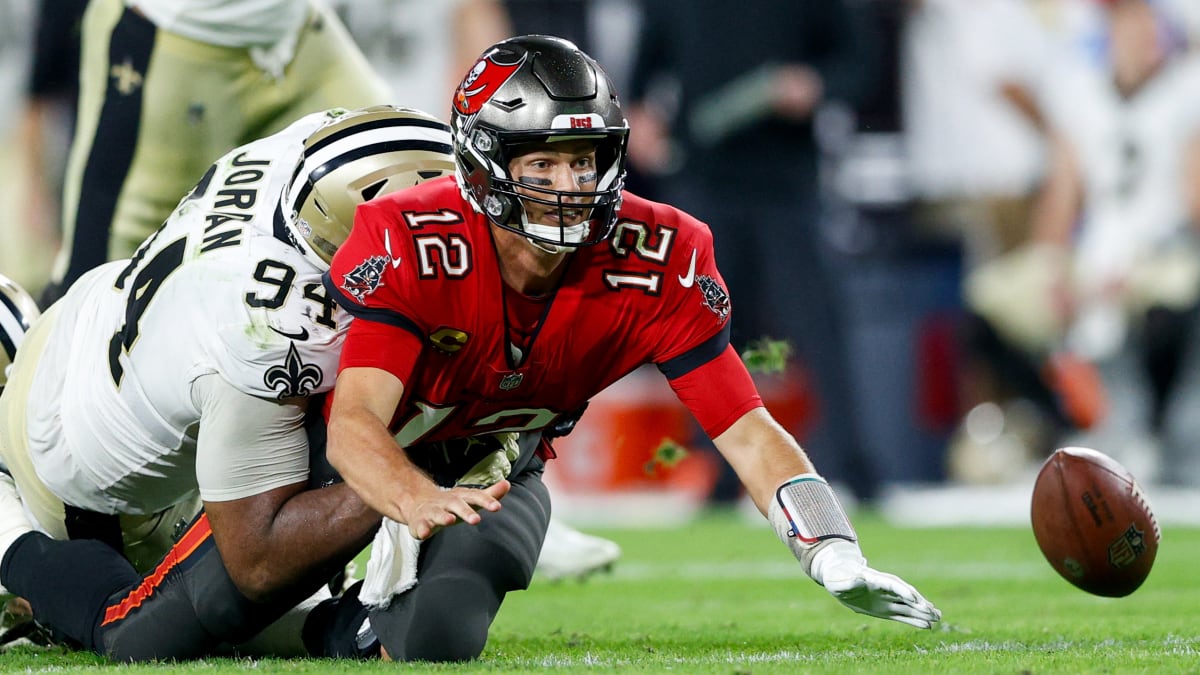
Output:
[667, 344, 763, 438]
[191, 373, 310, 502]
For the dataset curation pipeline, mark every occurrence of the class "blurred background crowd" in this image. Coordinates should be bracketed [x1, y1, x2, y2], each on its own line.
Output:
[1, 0, 1199, 513]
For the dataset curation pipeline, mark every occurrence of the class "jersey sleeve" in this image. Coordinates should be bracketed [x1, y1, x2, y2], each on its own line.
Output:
[191, 373, 310, 502]
[324, 200, 428, 376]
[337, 314, 424, 385]
[649, 209, 733, 367]
[667, 344, 763, 438]
[204, 253, 345, 401]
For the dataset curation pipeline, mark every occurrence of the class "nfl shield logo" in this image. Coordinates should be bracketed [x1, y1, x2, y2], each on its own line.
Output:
[1108, 524, 1146, 568]
[499, 372, 524, 391]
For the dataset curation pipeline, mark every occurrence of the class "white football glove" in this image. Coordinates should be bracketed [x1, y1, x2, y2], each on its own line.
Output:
[808, 540, 942, 629]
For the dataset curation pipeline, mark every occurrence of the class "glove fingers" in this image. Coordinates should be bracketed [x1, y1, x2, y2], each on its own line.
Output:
[886, 599, 941, 623]
[871, 570, 922, 604]
[883, 612, 937, 630]
[831, 575, 941, 628]
[864, 570, 942, 621]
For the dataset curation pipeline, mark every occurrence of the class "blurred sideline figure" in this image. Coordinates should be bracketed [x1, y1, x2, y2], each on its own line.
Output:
[963, 0, 1200, 485]
[0, 2, 58, 298]
[0, 107, 456, 660]
[625, 0, 881, 504]
[8, 1, 87, 300]
[902, 0, 1105, 483]
[330, 0, 512, 116]
[44, 0, 394, 303]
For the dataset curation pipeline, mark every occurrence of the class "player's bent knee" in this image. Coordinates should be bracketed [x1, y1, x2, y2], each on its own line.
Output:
[396, 574, 495, 662]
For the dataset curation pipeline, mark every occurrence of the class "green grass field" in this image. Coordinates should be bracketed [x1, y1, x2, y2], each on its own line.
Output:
[3, 509, 1197, 673]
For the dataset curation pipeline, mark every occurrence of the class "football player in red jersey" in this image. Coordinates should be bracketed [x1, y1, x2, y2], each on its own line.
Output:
[323, 35, 941, 662]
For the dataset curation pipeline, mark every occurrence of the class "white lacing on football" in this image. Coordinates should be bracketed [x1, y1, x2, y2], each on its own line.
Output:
[1129, 480, 1161, 543]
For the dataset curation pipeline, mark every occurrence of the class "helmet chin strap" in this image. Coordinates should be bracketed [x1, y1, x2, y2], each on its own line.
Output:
[525, 238, 566, 255]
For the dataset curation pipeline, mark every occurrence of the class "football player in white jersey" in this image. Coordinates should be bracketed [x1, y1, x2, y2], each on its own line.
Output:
[967, 0, 1200, 483]
[0, 106, 497, 660]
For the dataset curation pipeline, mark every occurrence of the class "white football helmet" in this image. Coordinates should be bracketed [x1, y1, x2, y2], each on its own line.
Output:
[285, 106, 457, 263]
[0, 274, 40, 393]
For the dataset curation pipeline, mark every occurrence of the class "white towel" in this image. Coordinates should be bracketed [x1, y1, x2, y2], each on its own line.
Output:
[359, 518, 421, 610]
[358, 433, 521, 609]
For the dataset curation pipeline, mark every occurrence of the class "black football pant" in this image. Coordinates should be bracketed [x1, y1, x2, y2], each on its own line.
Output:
[304, 459, 551, 662]
[1, 511, 326, 661]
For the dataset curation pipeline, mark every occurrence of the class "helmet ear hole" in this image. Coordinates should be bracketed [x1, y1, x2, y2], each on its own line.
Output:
[360, 180, 387, 202]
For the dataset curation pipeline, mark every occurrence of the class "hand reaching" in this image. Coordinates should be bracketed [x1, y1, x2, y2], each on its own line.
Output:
[810, 540, 942, 629]
[403, 479, 510, 540]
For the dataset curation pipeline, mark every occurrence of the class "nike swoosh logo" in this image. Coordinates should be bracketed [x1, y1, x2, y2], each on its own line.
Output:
[678, 248, 697, 288]
[270, 325, 310, 341]
[384, 229, 403, 269]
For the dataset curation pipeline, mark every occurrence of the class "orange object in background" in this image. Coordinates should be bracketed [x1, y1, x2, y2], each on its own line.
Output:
[547, 364, 816, 501]
[1043, 351, 1108, 430]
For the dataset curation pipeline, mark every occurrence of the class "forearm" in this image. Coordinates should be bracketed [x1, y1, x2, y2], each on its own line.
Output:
[214, 483, 380, 601]
[327, 403, 439, 524]
[712, 407, 816, 516]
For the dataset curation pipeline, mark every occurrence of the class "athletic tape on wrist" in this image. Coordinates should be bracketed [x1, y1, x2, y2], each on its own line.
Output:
[767, 473, 858, 577]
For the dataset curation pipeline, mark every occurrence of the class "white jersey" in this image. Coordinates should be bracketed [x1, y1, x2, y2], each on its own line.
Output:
[1046, 53, 1200, 289]
[26, 111, 346, 515]
[129, 0, 308, 49]
[331, 0, 464, 115]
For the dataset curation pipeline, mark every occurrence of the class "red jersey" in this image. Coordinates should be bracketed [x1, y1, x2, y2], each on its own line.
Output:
[325, 176, 760, 447]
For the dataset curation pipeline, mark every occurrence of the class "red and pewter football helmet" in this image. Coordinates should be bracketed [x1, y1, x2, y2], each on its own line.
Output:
[450, 35, 629, 249]
[0, 274, 40, 393]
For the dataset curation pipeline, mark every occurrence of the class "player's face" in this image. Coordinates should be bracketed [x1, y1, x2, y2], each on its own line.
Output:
[507, 140, 599, 227]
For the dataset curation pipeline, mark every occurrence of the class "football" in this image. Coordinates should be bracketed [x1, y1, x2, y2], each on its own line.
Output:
[1030, 447, 1160, 597]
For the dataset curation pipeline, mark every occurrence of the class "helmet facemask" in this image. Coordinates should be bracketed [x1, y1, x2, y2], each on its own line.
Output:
[451, 35, 629, 252]
[478, 133, 627, 251]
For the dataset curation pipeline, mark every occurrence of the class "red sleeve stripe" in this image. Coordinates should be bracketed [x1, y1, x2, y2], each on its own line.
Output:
[101, 513, 214, 626]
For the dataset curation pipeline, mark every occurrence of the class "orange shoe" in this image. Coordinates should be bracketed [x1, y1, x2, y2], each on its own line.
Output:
[1043, 351, 1108, 430]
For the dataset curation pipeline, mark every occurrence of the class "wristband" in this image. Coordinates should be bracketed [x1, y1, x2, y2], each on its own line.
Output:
[767, 473, 858, 577]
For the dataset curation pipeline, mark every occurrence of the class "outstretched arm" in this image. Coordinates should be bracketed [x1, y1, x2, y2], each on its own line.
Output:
[713, 408, 940, 628]
[671, 348, 940, 629]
